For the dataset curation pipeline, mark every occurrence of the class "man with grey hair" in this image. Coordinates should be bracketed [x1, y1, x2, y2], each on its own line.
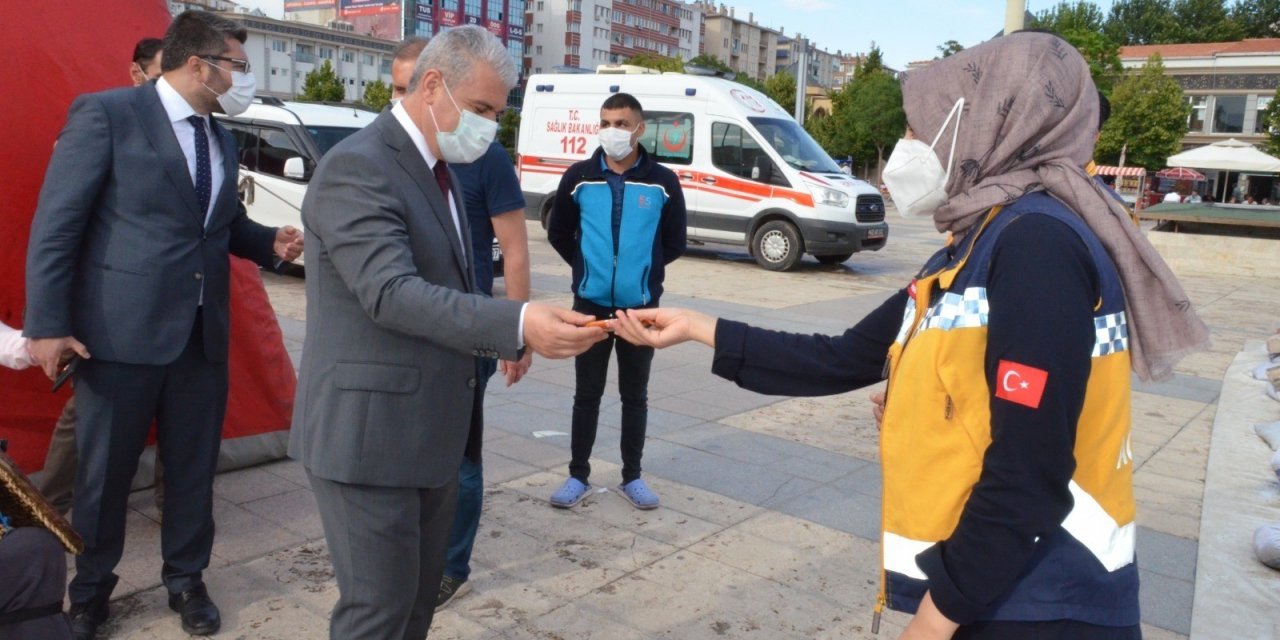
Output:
[291, 25, 605, 639]
[390, 36, 428, 101]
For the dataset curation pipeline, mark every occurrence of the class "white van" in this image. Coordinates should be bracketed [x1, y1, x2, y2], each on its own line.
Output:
[216, 99, 378, 242]
[517, 72, 889, 271]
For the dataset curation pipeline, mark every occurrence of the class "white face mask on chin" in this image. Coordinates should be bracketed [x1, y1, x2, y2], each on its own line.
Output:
[882, 97, 964, 218]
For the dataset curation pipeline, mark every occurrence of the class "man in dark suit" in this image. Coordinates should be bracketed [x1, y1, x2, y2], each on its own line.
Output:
[290, 25, 604, 639]
[24, 11, 303, 640]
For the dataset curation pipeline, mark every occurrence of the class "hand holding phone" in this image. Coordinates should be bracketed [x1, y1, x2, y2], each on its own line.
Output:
[52, 355, 81, 393]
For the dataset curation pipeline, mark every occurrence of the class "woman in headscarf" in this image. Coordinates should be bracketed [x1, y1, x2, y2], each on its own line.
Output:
[610, 31, 1209, 639]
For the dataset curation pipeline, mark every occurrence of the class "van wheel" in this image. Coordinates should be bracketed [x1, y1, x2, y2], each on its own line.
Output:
[752, 220, 803, 271]
[540, 198, 555, 229]
[816, 252, 853, 265]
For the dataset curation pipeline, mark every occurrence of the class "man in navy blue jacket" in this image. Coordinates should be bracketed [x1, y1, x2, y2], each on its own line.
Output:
[547, 92, 686, 510]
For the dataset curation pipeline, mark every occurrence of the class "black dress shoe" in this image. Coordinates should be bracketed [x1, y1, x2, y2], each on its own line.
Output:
[167, 584, 221, 636]
[68, 600, 109, 640]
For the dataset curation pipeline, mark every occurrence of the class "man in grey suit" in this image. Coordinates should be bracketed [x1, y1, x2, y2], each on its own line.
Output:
[24, 11, 303, 640]
[290, 25, 606, 640]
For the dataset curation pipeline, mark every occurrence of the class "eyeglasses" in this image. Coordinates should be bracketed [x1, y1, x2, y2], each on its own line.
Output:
[202, 55, 251, 73]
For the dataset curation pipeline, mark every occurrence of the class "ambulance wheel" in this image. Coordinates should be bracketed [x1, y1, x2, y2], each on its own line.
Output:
[816, 252, 853, 265]
[752, 220, 803, 271]
[540, 198, 554, 229]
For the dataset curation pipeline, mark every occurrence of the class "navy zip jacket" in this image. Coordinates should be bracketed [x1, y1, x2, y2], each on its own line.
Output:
[548, 145, 687, 314]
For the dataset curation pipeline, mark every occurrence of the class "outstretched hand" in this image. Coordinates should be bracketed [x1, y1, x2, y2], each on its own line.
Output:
[522, 303, 608, 359]
[612, 308, 717, 349]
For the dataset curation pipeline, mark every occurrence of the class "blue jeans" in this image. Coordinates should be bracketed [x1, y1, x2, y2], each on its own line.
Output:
[444, 358, 495, 581]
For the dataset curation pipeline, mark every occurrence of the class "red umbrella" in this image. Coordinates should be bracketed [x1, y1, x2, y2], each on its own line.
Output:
[1155, 167, 1206, 181]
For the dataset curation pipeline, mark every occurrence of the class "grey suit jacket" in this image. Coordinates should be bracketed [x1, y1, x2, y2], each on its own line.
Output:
[24, 83, 278, 365]
[289, 111, 524, 488]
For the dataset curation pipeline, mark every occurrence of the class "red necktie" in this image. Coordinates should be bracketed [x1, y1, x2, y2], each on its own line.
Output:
[433, 160, 451, 201]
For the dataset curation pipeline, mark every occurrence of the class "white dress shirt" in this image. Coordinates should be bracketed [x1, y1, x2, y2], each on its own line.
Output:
[0, 320, 34, 371]
[156, 77, 222, 228]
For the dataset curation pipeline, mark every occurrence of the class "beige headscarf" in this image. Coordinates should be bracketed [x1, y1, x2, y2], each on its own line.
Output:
[900, 31, 1208, 381]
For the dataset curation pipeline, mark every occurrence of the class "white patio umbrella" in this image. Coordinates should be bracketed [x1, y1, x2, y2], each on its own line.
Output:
[1166, 138, 1280, 201]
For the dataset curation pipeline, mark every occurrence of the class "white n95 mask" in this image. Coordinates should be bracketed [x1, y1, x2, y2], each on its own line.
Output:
[882, 97, 964, 218]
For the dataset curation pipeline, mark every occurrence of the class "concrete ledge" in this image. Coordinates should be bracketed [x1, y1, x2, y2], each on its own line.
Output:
[1146, 229, 1280, 278]
[1189, 340, 1280, 639]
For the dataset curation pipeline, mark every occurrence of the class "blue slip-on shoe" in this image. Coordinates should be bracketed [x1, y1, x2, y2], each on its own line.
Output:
[549, 477, 591, 508]
[618, 478, 660, 510]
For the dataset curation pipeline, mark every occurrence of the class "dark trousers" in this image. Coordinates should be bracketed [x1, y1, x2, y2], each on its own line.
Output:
[954, 620, 1142, 639]
[310, 473, 458, 640]
[569, 333, 655, 484]
[68, 311, 226, 605]
[0, 528, 71, 640]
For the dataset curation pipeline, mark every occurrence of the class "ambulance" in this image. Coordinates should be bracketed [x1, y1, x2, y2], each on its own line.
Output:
[516, 71, 888, 271]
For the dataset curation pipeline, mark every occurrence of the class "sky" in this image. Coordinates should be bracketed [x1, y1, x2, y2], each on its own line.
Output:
[230, 0, 1120, 71]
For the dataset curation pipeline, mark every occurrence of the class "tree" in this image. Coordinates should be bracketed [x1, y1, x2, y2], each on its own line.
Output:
[1172, 0, 1243, 42]
[362, 78, 391, 112]
[498, 108, 521, 162]
[1030, 1, 1107, 34]
[687, 53, 733, 74]
[1059, 29, 1125, 95]
[1232, 0, 1280, 37]
[1103, 0, 1179, 44]
[936, 40, 965, 58]
[300, 60, 345, 102]
[764, 71, 797, 116]
[1096, 54, 1191, 170]
[845, 70, 905, 185]
[622, 52, 684, 73]
[1262, 87, 1280, 157]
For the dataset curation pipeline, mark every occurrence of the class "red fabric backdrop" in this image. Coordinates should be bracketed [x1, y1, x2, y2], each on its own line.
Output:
[0, 2, 296, 473]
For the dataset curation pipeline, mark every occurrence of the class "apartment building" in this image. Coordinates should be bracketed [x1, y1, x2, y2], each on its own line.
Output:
[220, 12, 396, 102]
[695, 1, 778, 83]
[776, 32, 839, 89]
[524, 0, 701, 74]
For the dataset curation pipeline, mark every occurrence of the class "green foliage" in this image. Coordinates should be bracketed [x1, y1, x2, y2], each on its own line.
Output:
[362, 78, 391, 112]
[1232, 0, 1280, 37]
[686, 54, 733, 74]
[936, 40, 965, 58]
[763, 71, 797, 116]
[1096, 54, 1191, 169]
[622, 52, 684, 73]
[498, 108, 521, 162]
[300, 60, 345, 103]
[1103, 0, 1180, 45]
[1172, 0, 1244, 42]
[1031, 1, 1107, 33]
[813, 48, 904, 182]
[1263, 87, 1280, 156]
[1059, 29, 1125, 95]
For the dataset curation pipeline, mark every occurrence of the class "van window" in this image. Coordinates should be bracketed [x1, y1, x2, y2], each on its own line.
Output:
[711, 122, 784, 186]
[258, 128, 305, 179]
[305, 126, 363, 157]
[638, 111, 693, 165]
[222, 121, 261, 171]
[748, 117, 841, 174]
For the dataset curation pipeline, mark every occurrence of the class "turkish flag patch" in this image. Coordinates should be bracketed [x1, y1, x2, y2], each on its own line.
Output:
[995, 360, 1049, 409]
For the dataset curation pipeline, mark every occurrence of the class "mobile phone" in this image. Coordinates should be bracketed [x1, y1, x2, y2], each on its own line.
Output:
[51, 355, 81, 393]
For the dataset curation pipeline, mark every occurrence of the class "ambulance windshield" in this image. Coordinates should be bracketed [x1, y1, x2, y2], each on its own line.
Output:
[748, 117, 841, 174]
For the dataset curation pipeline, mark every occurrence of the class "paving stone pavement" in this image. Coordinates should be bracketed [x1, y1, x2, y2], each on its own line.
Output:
[88, 212, 1280, 639]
